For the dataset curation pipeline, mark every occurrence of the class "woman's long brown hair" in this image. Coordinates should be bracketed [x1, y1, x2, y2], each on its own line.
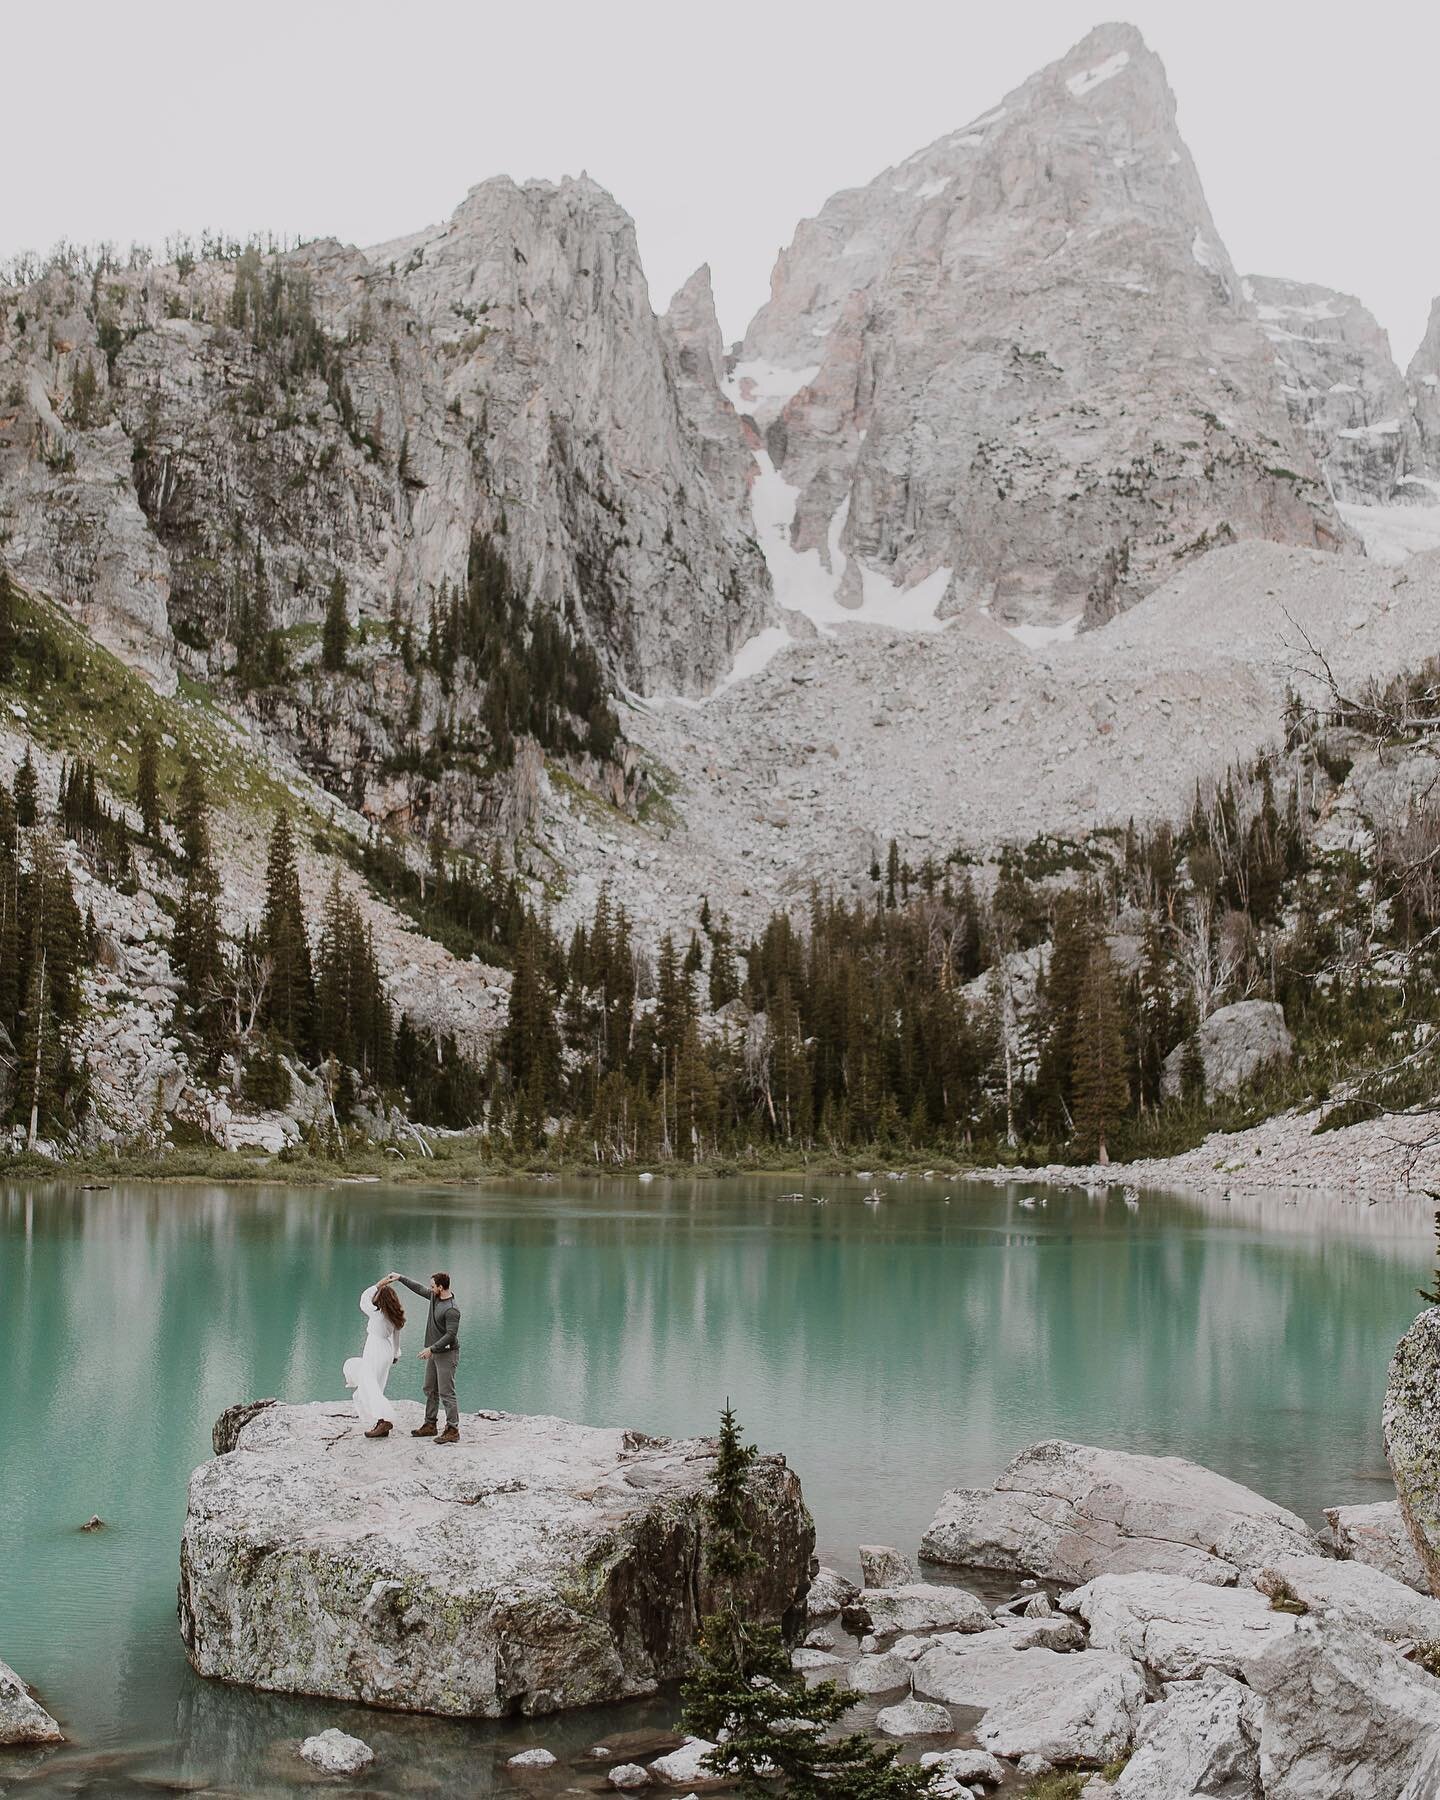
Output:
[375, 1283, 405, 1330]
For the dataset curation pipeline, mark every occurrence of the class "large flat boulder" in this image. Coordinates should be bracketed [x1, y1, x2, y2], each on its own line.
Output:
[920, 1441, 1316, 1586]
[914, 1640, 1136, 1715]
[1250, 1614, 1440, 1799]
[0, 1658, 63, 1745]
[1062, 1571, 1298, 1680]
[1385, 1309, 1440, 1595]
[1113, 1668, 1261, 1800]
[1325, 1500, 1431, 1594]
[179, 1401, 812, 1718]
[847, 1583, 992, 1637]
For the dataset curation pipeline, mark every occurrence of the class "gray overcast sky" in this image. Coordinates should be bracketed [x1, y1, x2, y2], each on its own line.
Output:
[5, 0, 1437, 363]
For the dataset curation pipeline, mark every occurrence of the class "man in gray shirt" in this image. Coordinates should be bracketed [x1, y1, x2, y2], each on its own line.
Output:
[387, 1271, 461, 1443]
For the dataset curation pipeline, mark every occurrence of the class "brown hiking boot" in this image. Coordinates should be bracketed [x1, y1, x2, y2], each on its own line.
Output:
[364, 1420, 392, 1439]
[411, 1421, 438, 1438]
[433, 1426, 460, 1445]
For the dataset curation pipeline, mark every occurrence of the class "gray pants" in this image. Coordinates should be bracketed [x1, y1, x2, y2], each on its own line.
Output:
[423, 1350, 459, 1428]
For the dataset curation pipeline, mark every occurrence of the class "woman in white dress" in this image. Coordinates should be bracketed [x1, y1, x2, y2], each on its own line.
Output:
[343, 1276, 405, 1438]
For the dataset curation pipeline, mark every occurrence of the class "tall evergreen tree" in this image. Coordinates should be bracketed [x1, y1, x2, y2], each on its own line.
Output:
[1072, 940, 1129, 1163]
[14, 746, 38, 829]
[321, 570, 350, 673]
[261, 810, 313, 1049]
[136, 730, 162, 844]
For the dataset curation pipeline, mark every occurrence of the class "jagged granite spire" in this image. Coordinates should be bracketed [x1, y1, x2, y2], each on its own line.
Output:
[737, 21, 1346, 630]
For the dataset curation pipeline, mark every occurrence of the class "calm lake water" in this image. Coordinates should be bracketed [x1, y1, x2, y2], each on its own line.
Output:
[0, 1175, 1430, 1795]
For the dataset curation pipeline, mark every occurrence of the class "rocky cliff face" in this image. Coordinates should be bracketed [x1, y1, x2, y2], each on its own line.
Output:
[1244, 275, 1416, 503]
[0, 178, 770, 709]
[736, 22, 1346, 632]
[1408, 298, 1440, 476]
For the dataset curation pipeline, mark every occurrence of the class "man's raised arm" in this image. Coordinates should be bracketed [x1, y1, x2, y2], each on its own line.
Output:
[389, 1272, 429, 1296]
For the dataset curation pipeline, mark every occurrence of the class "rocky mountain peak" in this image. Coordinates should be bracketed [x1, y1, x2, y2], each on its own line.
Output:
[1408, 298, 1440, 476]
[735, 22, 1343, 637]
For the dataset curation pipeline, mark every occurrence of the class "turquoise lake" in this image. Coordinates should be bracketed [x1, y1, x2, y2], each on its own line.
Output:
[0, 1175, 1430, 1794]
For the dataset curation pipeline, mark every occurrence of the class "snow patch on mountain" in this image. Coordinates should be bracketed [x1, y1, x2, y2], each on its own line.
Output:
[1066, 49, 1130, 97]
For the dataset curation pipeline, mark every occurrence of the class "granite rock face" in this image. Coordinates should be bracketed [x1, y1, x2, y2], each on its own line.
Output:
[0, 177, 771, 702]
[1061, 1570, 1298, 1680]
[1409, 300, 1440, 477]
[1385, 1308, 1440, 1595]
[179, 1401, 812, 1718]
[0, 1657, 63, 1745]
[919, 1440, 1316, 1584]
[736, 22, 1344, 636]
[972, 1649, 1145, 1765]
[1161, 999, 1293, 1099]
[1245, 275, 1417, 503]
[1112, 1667, 1262, 1800]
[1251, 1553, 1440, 1641]
[1250, 1613, 1440, 1799]
[1325, 1499, 1431, 1594]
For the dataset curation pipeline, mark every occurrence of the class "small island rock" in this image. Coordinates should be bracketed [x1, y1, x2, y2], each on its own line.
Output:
[0, 1658, 63, 1745]
[299, 1728, 374, 1775]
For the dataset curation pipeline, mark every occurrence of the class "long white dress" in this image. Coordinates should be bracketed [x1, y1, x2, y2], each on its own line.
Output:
[343, 1284, 401, 1430]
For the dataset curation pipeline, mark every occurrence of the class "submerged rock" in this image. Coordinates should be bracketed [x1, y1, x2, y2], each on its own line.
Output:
[874, 1698, 954, 1738]
[1250, 1613, 1440, 1798]
[1112, 1667, 1261, 1799]
[920, 1440, 1316, 1585]
[1385, 1309, 1440, 1594]
[0, 1658, 63, 1745]
[299, 1728, 374, 1775]
[179, 1401, 812, 1718]
[1325, 1499, 1431, 1594]
[859, 1545, 918, 1589]
[507, 1747, 558, 1767]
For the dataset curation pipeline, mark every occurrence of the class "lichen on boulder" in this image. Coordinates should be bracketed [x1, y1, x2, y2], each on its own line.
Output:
[1384, 1308, 1440, 1596]
[178, 1402, 812, 1718]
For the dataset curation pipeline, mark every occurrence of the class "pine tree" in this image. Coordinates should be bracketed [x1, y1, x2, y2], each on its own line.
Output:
[136, 730, 162, 844]
[681, 1405, 936, 1800]
[321, 570, 350, 673]
[1071, 940, 1129, 1163]
[171, 764, 223, 1023]
[0, 571, 16, 683]
[14, 746, 38, 828]
[1180, 1031, 1207, 1104]
[261, 810, 313, 1049]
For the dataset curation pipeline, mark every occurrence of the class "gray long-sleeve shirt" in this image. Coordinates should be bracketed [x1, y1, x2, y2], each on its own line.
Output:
[398, 1278, 461, 1354]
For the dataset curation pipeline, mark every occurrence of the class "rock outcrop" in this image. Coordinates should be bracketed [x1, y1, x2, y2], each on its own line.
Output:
[1161, 999, 1293, 1099]
[1250, 1614, 1440, 1799]
[1112, 1667, 1262, 1800]
[919, 1440, 1316, 1584]
[0, 1657, 63, 1745]
[735, 22, 1344, 637]
[1061, 1571, 1298, 1680]
[1326, 1499, 1431, 1593]
[179, 1401, 812, 1717]
[1245, 275, 1416, 503]
[972, 1649, 1145, 1766]
[1, 176, 772, 705]
[1409, 300, 1440, 477]
[1384, 1308, 1440, 1594]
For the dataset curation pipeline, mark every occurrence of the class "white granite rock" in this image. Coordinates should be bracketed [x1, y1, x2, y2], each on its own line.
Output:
[874, 1699, 955, 1738]
[1251, 1553, 1440, 1642]
[859, 1546, 919, 1589]
[918, 1747, 1008, 1789]
[1325, 1500, 1431, 1594]
[973, 1650, 1145, 1765]
[649, 1737, 722, 1786]
[0, 1658, 63, 1745]
[853, 1583, 993, 1638]
[1063, 1570, 1298, 1680]
[299, 1728, 374, 1775]
[609, 1763, 652, 1789]
[1250, 1614, 1440, 1798]
[1161, 1000, 1292, 1099]
[1112, 1667, 1262, 1798]
[1385, 1309, 1440, 1596]
[916, 1641, 1134, 1718]
[921, 1440, 1316, 1585]
[180, 1401, 810, 1718]
[807, 1565, 861, 1619]
[845, 1652, 912, 1695]
[507, 1747, 558, 1767]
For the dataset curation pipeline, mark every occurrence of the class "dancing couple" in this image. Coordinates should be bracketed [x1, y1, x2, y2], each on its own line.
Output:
[342, 1270, 461, 1443]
